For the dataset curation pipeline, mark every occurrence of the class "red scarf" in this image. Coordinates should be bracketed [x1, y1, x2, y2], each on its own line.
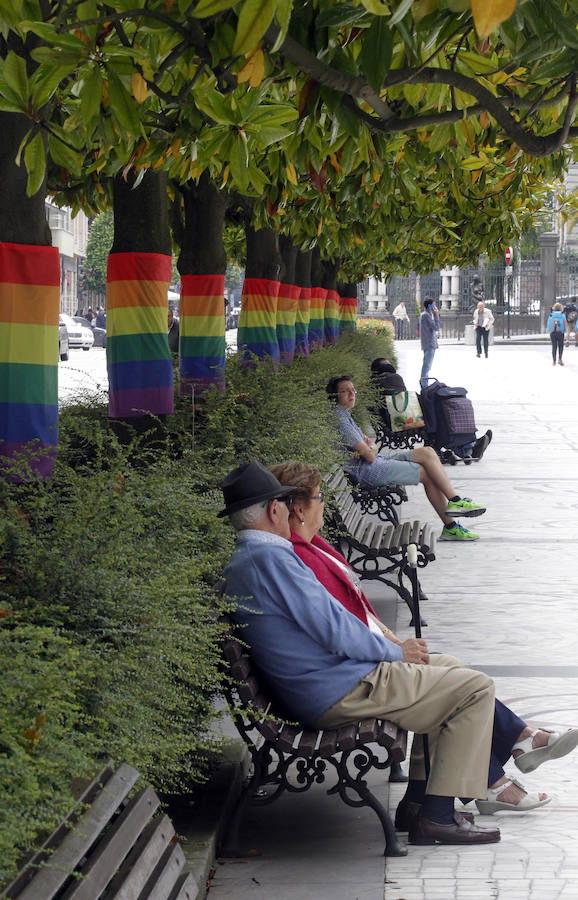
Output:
[290, 530, 377, 625]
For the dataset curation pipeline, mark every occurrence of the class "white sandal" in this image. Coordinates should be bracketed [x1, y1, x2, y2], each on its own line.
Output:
[513, 728, 578, 774]
[475, 777, 551, 815]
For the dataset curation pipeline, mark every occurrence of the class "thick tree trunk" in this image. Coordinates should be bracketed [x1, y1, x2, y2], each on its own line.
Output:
[238, 225, 281, 367]
[277, 236, 299, 366]
[177, 175, 227, 394]
[107, 170, 173, 435]
[294, 250, 312, 357]
[0, 112, 59, 480]
[322, 259, 340, 346]
[308, 247, 326, 349]
[337, 280, 359, 335]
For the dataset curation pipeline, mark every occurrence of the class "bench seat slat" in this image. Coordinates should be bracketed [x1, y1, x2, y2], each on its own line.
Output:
[318, 730, 339, 758]
[336, 725, 357, 751]
[168, 872, 200, 900]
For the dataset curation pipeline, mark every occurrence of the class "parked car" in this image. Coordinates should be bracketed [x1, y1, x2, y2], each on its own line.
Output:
[59, 316, 70, 361]
[60, 314, 94, 350]
[72, 316, 106, 348]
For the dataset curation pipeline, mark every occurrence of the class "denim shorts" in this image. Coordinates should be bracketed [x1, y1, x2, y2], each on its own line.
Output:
[363, 450, 421, 487]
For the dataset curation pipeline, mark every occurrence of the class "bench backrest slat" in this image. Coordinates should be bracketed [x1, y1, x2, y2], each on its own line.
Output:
[17, 763, 140, 900]
[61, 786, 161, 900]
[135, 842, 186, 900]
[168, 872, 200, 900]
[100, 814, 177, 900]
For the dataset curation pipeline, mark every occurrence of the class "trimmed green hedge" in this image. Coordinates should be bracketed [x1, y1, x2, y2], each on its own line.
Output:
[0, 328, 394, 887]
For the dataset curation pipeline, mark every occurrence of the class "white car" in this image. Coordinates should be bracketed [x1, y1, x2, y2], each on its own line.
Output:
[60, 313, 94, 351]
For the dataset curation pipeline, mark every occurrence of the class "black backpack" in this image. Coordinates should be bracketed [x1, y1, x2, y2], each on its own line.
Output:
[552, 319, 561, 332]
[564, 304, 578, 324]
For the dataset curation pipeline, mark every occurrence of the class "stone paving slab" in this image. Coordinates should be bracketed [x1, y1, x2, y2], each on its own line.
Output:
[208, 340, 578, 900]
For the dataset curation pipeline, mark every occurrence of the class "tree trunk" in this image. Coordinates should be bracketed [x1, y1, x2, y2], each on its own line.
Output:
[238, 225, 281, 367]
[0, 112, 59, 480]
[308, 247, 326, 349]
[322, 259, 340, 346]
[107, 170, 173, 435]
[294, 250, 312, 357]
[337, 280, 359, 336]
[177, 174, 227, 394]
[277, 236, 299, 366]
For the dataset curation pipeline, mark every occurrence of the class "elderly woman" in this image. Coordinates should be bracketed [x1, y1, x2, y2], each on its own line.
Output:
[269, 460, 566, 822]
[327, 374, 484, 542]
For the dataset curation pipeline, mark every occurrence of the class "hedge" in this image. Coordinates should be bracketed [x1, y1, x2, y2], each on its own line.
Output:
[0, 328, 394, 887]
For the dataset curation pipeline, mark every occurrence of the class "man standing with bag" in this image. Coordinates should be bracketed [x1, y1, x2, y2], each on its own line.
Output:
[419, 298, 439, 387]
[473, 301, 495, 358]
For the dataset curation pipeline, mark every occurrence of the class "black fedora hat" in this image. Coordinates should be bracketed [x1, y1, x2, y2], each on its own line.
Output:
[217, 460, 298, 518]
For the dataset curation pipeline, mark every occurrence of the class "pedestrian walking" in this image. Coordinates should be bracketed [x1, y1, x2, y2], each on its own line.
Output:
[419, 297, 439, 387]
[547, 302, 567, 366]
[563, 298, 578, 347]
[392, 301, 410, 340]
[473, 301, 494, 358]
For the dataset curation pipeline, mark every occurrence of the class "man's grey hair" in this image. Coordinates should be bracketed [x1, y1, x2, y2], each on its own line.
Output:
[229, 501, 268, 531]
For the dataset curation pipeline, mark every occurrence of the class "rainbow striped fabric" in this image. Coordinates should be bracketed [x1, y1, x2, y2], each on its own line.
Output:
[237, 277, 280, 367]
[180, 274, 226, 395]
[276, 282, 299, 365]
[0, 241, 60, 478]
[324, 289, 340, 345]
[106, 252, 173, 418]
[339, 293, 358, 334]
[308, 286, 326, 349]
[295, 286, 311, 357]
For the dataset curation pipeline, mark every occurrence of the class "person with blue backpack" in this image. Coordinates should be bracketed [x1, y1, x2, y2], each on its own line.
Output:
[547, 302, 567, 366]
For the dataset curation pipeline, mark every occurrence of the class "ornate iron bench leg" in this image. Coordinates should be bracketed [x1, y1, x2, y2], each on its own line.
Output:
[389, 760, 408, 783]
[220, 746, 268, 857]
[353, 780, 408, 857]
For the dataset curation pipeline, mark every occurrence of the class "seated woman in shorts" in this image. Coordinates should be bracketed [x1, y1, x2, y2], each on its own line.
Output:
[327, 374, 485, 541]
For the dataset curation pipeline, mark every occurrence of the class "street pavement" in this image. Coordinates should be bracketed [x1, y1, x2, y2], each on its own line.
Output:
[207, 336, 578, 900]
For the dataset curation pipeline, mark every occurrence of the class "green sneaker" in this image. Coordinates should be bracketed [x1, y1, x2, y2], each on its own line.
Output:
[440, 522, 479, 541]
[446, 497, 486, 518]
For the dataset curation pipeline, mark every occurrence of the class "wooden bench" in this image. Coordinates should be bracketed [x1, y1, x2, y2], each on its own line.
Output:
[333, 467, 408, 527]
[324, 469, 435, 626]
[374, 418, 424, 453]
[220, 625, 408, 858]
[2, 763, 198, 900]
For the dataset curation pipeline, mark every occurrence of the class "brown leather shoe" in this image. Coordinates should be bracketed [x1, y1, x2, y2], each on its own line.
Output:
[395, 801, 474, 832]
[409, 813, 500, 845]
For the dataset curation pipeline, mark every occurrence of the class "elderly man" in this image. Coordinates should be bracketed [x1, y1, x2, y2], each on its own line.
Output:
[220, 461, 578, 847]
[473, 301, 495, 359]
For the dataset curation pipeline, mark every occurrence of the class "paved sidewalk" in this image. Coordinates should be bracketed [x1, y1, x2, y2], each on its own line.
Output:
[208, 340, 578, 900]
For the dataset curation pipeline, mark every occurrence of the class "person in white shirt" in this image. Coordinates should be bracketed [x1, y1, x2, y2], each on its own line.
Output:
[473, 302, 495, 358]
[392, 301, 410, 340]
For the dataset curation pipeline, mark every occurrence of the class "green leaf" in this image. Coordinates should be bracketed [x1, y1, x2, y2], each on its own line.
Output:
[195, 91, 238, 126]
[0, 97, 25, 113]
[271, 0, 293, 51]
[3, 52, 28, 105]
[389, 0, 415, 25]
[20, 21, 89, 53]
[24, 131, 46, 197]
[30, 63, 77, 109]
[358, 17, 393, 92]
[229, 134, 250, 191]
[193, 0, 236, 16]
[48, 132, 84, 176]
[234, 0, 277, 55]
[316, 4, 372, 27]
[79, 67, 104, 124]
[359, 0, 391, 16]
[106, 69, 144, 136]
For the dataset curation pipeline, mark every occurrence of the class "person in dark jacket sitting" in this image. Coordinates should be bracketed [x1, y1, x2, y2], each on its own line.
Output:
[370, 358, 408, 430]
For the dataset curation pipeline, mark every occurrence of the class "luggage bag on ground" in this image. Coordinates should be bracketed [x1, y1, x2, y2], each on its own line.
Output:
[419, 378, 477, 461]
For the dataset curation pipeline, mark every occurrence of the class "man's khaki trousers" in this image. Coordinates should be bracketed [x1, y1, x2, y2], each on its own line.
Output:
[314, 654, 494, 799]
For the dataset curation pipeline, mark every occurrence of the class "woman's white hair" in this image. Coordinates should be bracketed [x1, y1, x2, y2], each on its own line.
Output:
[229, 501, 268, 531]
